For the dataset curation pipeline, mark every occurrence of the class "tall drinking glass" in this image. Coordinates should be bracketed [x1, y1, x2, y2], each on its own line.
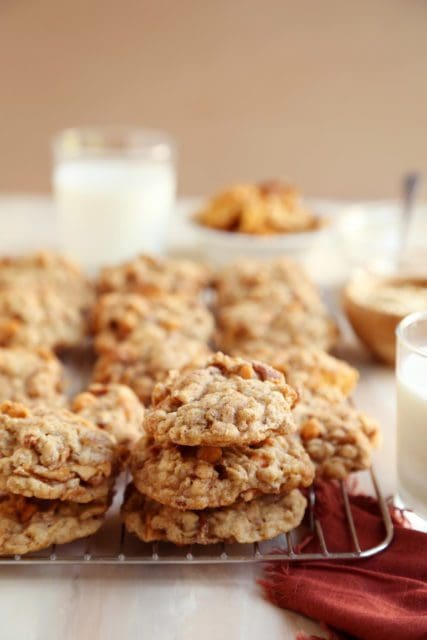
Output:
[396, 311, 427, 521]
[52, 127, 176, 271]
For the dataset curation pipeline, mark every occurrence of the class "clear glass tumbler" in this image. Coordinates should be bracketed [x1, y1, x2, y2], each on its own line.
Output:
[396, 311, 427, 520]
[52, 127, 176, 271]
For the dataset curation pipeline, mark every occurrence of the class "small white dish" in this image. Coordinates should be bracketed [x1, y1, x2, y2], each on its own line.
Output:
[173, 197, 339, 268]
[168, 197, 351, 291]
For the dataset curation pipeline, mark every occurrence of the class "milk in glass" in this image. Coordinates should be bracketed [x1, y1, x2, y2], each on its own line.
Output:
[52, 129, 176, 272]
[397, 353, 427, 518]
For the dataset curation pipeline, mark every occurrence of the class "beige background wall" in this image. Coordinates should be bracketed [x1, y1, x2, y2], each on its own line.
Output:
[0, 0, 426, 198]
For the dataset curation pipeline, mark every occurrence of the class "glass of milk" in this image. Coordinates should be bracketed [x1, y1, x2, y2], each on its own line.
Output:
[396, 311, 427, 521]
[52, 127, 176, 271]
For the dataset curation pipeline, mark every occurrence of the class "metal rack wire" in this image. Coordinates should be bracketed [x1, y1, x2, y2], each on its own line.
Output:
[0, 468, 393, 565]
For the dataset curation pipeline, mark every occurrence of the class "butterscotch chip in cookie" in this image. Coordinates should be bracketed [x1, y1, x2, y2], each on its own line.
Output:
[92, 292, 214, 355]
[296, 396, 380, 479]
[92, 335, 212, 405]
[230, 344, 358, 403]
[71, 383, 144, 449]
[0, 347, 65, 405]
[122, 484, 307, 545]
[0, 492, 110, 556]
[0, 402, 118, 502]
[131, 434, 314, 510]
[97, 254, 211, 297]
[146, 352, 297, 446]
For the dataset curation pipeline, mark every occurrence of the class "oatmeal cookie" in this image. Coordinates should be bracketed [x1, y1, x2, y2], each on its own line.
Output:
[71, 383, 144, 448]
[0, 402, 118, 502]
[216, 299, 338, 353]
[214, 257, 328, 308]
[296, 397, 380, 479]
[196, 182, 322, 235]
[122, 484, 307, 545]
[0, 493, 110, 555]
[131, 434, 314, 510]
[97, 254, 211, 297]
[92, 293, 214, 355]
[92, 335, 212, 405]
[213, 259, 338, 352]
[146, 352, 297, 446]
[0, 251, 92, 295]
[0, 347, 65, 405]
[230, 344, 358, 403]
[0, 251, 94, 319]
[0, 284, 91, 350]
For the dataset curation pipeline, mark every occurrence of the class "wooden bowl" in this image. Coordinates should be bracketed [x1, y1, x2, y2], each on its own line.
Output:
[342, 275, 427, 366]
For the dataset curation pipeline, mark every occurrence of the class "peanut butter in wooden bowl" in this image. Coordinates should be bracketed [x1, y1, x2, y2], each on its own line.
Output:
[343, 269, 427, 365]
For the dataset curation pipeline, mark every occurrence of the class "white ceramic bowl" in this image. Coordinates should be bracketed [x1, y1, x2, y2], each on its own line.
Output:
[174, 197, 336, 268]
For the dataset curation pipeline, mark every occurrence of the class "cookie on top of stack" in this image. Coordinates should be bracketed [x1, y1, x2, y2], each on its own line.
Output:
[91, 255, 214, 405]
[214, 257, 339, 353]
[123, 352, 314, 545]
[0, 400, 118, 555]
[0, 252, 138, 555]
[231, 343, 380, 479]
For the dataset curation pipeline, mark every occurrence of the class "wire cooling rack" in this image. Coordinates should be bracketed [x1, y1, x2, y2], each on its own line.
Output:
[0, 468, 393, 565]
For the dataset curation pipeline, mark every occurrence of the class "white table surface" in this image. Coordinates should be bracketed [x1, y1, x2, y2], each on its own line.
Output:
[0, 196, 398, 640]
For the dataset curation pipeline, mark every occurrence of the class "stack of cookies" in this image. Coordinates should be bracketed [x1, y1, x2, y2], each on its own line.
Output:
[0, 400, 118, 555]
[0, 252, 123, 555]
[122, 353, 314, 545]
[231, 342, 380, 479]
[0, 350, 143, 555]
[0, 340, 144, 462]
[91, 255, 214, 405]
[214, 257, 339, 353]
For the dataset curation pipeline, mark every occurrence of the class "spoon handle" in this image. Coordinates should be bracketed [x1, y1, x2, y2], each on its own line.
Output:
[401, 171, 422, 257]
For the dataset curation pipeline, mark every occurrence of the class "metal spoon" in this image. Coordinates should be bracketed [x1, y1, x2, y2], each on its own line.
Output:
[400, 171, 422, 262]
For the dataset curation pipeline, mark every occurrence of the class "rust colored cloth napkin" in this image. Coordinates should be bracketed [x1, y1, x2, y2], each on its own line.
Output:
[260, 481, 427, 640]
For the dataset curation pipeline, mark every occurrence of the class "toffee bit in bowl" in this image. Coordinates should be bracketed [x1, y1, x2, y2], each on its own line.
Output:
[195, 181, 324, 235]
